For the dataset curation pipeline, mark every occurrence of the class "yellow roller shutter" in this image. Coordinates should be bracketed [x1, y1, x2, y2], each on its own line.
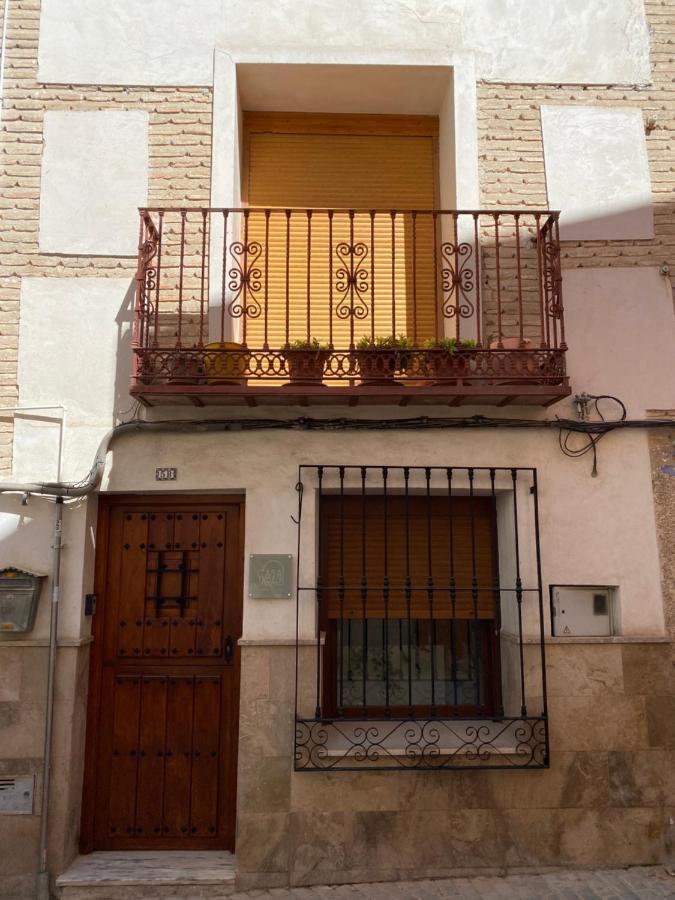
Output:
[320, 496, 498, 621]
[243, 113, 438, 352]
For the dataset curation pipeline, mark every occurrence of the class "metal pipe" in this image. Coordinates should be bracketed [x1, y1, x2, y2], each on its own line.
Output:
[0, 402, 664, 895]
[0, 406, 67, 482]
[0, 412, 671, 501]
[0, 0, 10, 130]
[0, 406, 65, 412]
[36, 497, 63, 900]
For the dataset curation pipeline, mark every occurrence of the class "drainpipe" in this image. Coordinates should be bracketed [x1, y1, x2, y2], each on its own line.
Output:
[0, 411, 671, 897]
[0, 0, 10, 130]
[36, 497, 63, 900]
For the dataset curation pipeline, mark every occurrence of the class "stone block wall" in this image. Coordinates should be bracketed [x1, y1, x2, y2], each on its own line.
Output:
[0, 644, 89, 899]
[235, 640, 675, 889]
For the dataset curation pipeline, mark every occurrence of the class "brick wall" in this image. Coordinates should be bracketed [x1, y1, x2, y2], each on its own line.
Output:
[0, 0, 212, 476]
[477, 0, 675, 275]
[0, 0, 673, 475]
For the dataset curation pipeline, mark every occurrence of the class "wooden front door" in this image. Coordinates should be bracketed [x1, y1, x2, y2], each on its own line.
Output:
[81, 495, 244, 852]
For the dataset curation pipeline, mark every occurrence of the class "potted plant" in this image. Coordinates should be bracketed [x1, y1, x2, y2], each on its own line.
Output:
[488, 335, 538, 381]
[282, 338, 330, 385]
[422, 337, 477, 383]
[203, 341, 251, 385]
[354, 334, 413, 385]
[489, 336, 533, 350]
[167, 350, 208, 384]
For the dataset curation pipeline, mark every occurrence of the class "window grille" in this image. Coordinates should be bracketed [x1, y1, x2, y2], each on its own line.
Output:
[294, 465, 549, 771]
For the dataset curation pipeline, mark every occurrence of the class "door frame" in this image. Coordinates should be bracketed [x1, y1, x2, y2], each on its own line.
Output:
[80, 493, 245, 853]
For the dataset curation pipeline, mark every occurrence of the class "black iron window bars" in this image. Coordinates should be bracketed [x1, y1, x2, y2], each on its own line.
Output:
[294, 465, 549, 771]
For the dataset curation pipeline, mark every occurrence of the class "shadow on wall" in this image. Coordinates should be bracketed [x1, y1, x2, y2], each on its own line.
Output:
[0, 496, 54, 637]
[557, 201, 655, 242]
[113, 278, 135, 421]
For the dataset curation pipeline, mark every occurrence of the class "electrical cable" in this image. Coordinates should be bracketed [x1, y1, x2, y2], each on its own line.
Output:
[0, 402, 671, 499]
[556, 394, 629, 476]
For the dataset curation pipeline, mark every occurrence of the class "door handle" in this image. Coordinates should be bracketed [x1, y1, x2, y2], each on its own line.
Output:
[224, 635, 234, 665]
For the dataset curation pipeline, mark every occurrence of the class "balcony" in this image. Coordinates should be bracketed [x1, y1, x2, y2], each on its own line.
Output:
[131, 208, 569, 407]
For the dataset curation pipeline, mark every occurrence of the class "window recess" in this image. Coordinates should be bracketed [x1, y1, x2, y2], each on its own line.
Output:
[294, 465, 549, 771]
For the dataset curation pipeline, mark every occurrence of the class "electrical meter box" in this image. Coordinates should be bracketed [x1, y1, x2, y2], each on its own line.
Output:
[551, 585, 614, 637]
[0, 568, 45, 634]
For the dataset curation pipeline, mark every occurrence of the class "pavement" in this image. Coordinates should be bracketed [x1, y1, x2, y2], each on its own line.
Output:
[227, 867, 675, 899]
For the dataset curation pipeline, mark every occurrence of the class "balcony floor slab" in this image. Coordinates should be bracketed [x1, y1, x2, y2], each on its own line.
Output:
[130, 383, 570, 408]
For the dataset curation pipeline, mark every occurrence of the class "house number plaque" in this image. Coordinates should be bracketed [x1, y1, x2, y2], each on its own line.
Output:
[249, 554, 293, 599]
[155, 467, 177, 481]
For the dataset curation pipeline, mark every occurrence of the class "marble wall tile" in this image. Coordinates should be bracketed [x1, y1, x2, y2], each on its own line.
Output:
[236, 811, 291, 876]
[646, 696, 675, 748]
[622, 644, 675, 696]
[0, 817, 40, 876]
[548, 695, 649, 751]
[609, 750, 675, 807]
[0, 649, 22, 702]
[544, 644, 624, 697]
[495, 750, 610, 809]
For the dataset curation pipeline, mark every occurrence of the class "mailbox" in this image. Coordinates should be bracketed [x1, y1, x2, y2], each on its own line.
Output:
[0, 568, 45, 634]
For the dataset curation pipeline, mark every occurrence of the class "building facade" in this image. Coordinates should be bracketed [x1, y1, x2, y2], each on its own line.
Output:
[0, 0, 674, 896]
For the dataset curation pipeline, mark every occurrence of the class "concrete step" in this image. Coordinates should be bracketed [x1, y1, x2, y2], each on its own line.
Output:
[55, 851, 236, 900]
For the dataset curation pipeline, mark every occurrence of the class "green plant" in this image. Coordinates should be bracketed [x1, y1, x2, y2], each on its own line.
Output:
[356, 334, 413, 351]
[423, 337, 476, 352]
[286, 338, 329, 351]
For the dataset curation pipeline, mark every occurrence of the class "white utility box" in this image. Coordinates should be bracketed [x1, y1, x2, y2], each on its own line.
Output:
[551, 586, 614, 637]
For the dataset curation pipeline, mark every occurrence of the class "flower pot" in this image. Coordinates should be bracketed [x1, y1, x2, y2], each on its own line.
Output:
[489, 338, 540, 383]
[167, 351, 207, 385]
[203, 341, 250, 385]
[355, 349, 400, 385]
[283, 349, 330, 385]
[489, 337, 533, 350]
[422, 349, 458, 384]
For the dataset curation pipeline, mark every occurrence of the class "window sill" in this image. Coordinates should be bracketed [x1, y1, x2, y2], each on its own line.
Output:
[295, 715, 548, 771]
[503, 632, 669, 646]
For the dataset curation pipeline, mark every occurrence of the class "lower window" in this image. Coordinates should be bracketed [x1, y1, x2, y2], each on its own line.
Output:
[295, 465, 549, 772]
[319, 494, 502, 718]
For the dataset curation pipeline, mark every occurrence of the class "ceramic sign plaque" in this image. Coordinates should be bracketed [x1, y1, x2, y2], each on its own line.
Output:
[249, 554, 293, 599]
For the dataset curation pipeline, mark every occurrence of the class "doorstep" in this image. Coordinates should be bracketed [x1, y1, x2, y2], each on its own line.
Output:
[55, 851, 236, 900]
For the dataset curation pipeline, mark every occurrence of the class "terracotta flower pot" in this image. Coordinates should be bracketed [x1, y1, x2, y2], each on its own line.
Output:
[203, 341, 250, 385]
[489, 337, 533, 350]
[355, 349, 399, 385]
[283, 349, 330, 385]
[167, 351, 207, 385]
[422, 349, 458, 384]
[489, 337, 540, 383]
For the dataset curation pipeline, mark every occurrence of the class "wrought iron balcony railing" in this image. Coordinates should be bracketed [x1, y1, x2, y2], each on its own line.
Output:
[132, 208, 568, 405]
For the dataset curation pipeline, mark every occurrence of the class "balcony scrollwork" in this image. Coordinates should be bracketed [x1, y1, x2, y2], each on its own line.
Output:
[131, 207, 569, 404]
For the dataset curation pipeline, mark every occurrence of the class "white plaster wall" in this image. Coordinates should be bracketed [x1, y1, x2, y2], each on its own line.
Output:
[12, 417, 62, 484]
[563, 267, 675, 417]
[0, 496, 94, 643]
[38, 0, 227, 87]
[542, 106, 654, 241]
[100, 426, 666, 641]
[39, 111, 149, 257]
[237, 63, 452, 115]
[208, 53, 479, 338]
[37, 0, 650, 87]
[16, 277, 135, 482]
[465, 0, 650, 86]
